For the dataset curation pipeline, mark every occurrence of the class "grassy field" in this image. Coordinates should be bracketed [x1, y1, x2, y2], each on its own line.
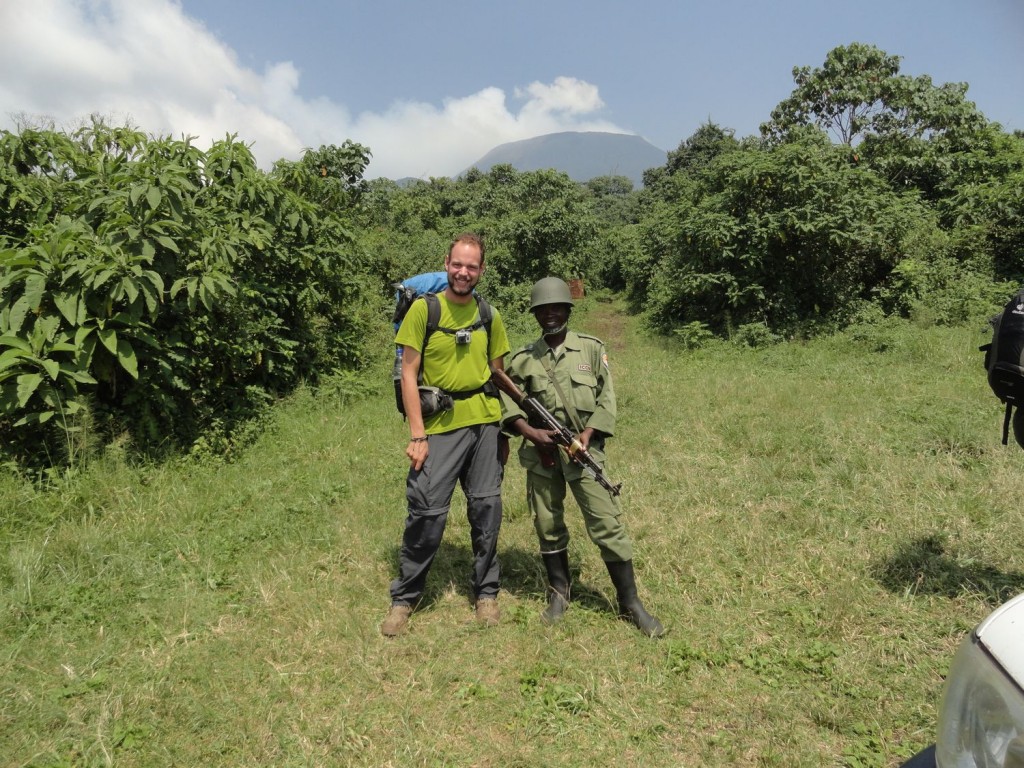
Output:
[2, 297, 1022, 767]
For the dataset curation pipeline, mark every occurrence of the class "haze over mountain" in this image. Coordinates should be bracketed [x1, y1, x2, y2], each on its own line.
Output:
[462, 131, 668, 187]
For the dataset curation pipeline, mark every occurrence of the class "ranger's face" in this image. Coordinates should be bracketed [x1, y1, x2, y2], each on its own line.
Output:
[533, 303, 571, 335]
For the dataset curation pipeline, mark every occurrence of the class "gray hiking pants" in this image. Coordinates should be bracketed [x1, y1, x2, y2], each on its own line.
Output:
[389, 422, 503, 605]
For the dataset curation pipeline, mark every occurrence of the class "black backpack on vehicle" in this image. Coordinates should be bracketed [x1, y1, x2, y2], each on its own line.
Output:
[980, 287, 1024, 447]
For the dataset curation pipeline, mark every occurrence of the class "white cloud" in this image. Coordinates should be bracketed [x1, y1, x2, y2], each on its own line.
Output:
[515, 77, 606, 116]
[0, 0, 632, 179]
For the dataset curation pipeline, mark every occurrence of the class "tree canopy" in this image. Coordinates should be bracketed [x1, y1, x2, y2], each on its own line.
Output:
[761, 42, 987, 147]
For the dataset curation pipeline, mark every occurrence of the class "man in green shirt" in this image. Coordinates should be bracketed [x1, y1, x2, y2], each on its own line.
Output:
[381, 233, 511, 637]
[501, 277, 664, 637]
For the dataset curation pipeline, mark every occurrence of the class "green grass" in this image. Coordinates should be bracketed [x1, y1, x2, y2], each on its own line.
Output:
[2, 298, 1021, 767]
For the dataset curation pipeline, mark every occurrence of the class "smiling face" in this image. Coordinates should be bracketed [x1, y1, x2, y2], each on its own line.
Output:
[533, 302, 571, 336]
[444, 240, 484, 299]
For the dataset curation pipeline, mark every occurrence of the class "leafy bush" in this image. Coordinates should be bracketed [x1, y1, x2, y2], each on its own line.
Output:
[0, 121, 377, 466]
[733, 322, 782, 348]
[671, 321, 716, 350]
[643, 130, 931, 337]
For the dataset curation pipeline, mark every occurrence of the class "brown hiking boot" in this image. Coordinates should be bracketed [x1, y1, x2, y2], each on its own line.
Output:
[381, 604, 413, 637]
[475, 597, 500, 626]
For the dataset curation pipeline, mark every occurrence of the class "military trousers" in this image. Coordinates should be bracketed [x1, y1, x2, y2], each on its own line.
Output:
[525, 445, 633, 563]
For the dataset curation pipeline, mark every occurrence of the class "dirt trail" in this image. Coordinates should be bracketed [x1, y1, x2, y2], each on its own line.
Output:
[580, 299, 631, 350]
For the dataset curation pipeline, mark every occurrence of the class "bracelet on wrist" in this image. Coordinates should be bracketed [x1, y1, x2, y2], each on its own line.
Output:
[410, 436, 428, 443]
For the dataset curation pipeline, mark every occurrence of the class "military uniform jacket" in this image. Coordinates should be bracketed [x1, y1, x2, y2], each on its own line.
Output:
[502, 331, 616, 476]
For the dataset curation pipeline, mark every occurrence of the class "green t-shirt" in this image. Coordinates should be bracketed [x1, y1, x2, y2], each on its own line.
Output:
[395, 293, 511, 434]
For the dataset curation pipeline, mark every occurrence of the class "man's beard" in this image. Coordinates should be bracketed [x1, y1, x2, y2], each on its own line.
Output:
[447, 274, 475, 295]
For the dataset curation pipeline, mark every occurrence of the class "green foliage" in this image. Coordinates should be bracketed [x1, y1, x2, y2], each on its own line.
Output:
[644, 129, 930, 335]
[271, 140, 372, 215]
[941, 130, 1024, 280]
[877, 255, 1014, 327]
[6, 44, 1023, 468]
[0, 121, 377, 464]
[670, 320, 716, 350]
[644, 121, 741, 195]
[733, 322, 782, 348]
[761, 42, 986, 149]
[358, 164, 601, 290]
[582, 174, 640, 227]
[635, 49, 1021, 339]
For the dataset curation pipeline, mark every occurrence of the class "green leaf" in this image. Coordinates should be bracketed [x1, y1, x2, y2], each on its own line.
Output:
[53, 291, 81, 324]
[8, 295, 31, 334]
[123, 278, 139, 304]
[98, 327, 118, 356]
[40, 358, 60, 381]
[16, 373, 42, 407]
[0, 335, 32, 353]
[0, 250, 37, 269]
[64, 367, 98, 385]
[156, 235, 180, 253]
[146, 185, 162, 210]
[116, 338, 139, 379]
[73, 326, 94, 347]
[198, 281, 212, 310]
[130, 183, 146, 206]
[23, 273, 46, 310]
[0, 347, 32, 373]
[139, 281, 159, 315]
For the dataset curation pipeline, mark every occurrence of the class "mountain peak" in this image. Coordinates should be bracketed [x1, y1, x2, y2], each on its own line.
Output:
[463, 131, 666, 187]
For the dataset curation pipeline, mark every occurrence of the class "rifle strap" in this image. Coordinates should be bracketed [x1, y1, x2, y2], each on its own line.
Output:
[540, 356, 585, 434]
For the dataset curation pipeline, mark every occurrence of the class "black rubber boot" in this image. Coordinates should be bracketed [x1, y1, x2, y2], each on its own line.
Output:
[605, 559, 665, 637]
[541, 550, 571, 624]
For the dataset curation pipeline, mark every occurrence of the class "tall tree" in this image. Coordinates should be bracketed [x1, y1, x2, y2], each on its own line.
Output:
[761, 43, 986, 147]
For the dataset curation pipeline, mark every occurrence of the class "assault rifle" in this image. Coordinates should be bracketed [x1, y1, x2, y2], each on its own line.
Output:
[491, 368, 622, 497]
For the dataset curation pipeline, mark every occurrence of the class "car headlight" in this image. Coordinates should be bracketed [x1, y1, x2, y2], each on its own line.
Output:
[935, 633, 1024, 767]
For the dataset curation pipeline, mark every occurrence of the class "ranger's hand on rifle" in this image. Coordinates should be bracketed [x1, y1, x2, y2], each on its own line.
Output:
[512, 419, 558, 448]
[576, 427, 596, 451]
[512, 417, 596, 450]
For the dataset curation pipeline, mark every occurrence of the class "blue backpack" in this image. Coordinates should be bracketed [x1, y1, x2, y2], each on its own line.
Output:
[390, 272, 493, 414]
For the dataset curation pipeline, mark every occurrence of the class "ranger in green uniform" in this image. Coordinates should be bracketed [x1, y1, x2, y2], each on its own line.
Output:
[502, 277, 664, 637]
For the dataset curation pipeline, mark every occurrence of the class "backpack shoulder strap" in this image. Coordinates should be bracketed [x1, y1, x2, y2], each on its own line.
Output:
[476, 296, 493, 331]
[410, 293, 443, 386]
[422, 293, 442, 345]
[476, 296, 493, 357]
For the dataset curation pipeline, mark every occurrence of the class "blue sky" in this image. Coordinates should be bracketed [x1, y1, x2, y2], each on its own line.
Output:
[2, 0, 1022, 180]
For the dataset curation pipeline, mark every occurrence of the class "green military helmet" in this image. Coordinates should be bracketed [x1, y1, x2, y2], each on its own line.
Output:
[529, 277, 575, 310]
